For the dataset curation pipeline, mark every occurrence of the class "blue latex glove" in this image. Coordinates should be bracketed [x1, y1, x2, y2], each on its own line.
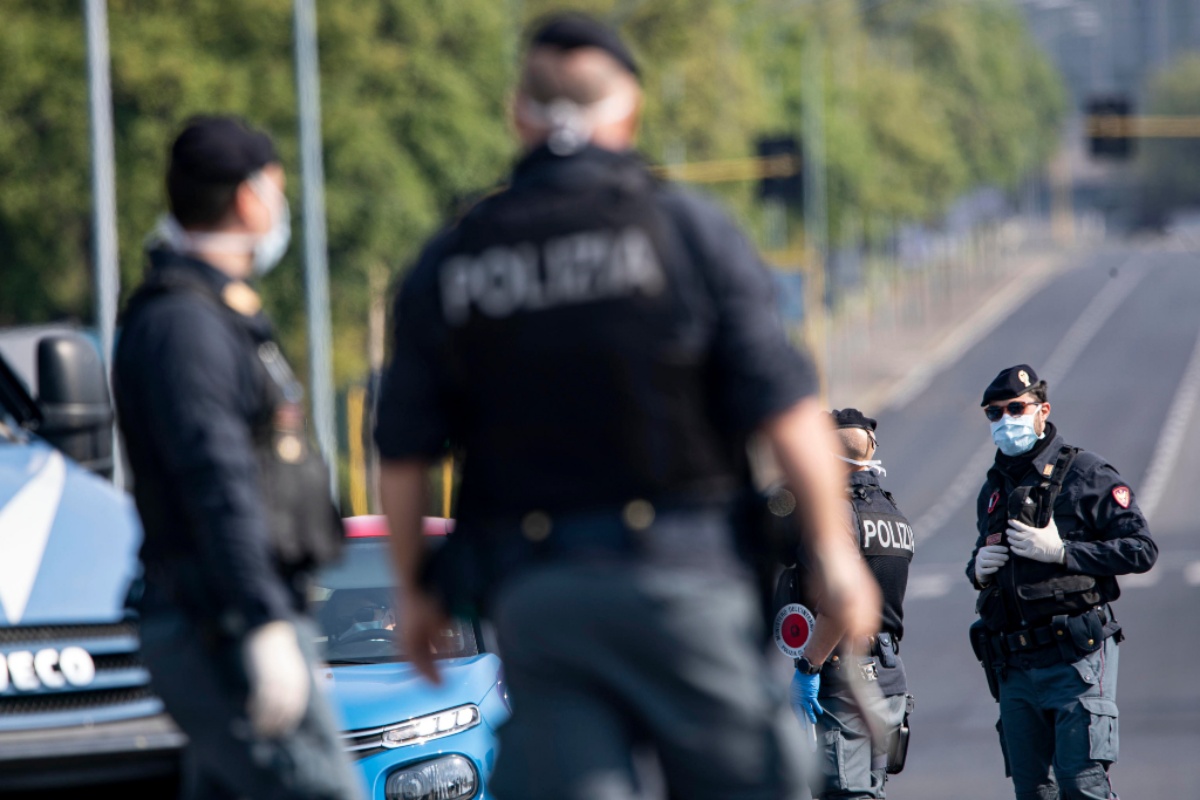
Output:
[790, 668, 824, 724]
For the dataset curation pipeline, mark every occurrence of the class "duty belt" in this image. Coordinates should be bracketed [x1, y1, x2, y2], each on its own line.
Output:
[996, 605, 1110, 654]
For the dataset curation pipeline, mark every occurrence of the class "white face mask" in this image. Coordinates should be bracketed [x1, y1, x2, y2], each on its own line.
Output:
[147, 171, 290, 276]
[836, 455, 886, 477]
[517, 91, 638, 156]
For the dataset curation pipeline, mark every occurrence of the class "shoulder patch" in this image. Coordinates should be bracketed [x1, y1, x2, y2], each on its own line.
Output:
[1112, 486, 1131, 509]
[221, 282, 261, 317]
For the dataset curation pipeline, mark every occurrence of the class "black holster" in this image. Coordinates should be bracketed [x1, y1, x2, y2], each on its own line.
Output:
[886, 693, 915, 775]
[969, 619, 1002, 702]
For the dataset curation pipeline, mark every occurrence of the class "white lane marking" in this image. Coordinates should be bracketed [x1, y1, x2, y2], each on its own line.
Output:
[913, 263, 1149, 542]
[1120, 570, 1160, 589]
[1185, 562, 1200, 586]
[907, 574, 954, 599]
[0, 450, 66, 624]
[1137, 325, 1200, 521]
[881, 255, 1066, 412]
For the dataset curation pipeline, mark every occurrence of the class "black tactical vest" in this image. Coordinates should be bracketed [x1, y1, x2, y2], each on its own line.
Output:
[437, 148, 742, 521]
[849, 474, 914, 639]
[976, 445, 1109, 632]
[122, 265, 344, 574]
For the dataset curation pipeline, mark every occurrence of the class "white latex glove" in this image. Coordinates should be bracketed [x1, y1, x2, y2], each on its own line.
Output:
[974, 544, 1010, 584]
[1007, 518, 1065, 564]
[243, 620, 310, 739]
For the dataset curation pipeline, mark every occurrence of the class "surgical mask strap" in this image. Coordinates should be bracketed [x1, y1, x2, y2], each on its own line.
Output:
[837, 454, 887, 477]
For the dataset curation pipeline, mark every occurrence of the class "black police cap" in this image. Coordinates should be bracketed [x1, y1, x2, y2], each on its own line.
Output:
[830, 408, 877, 432]
[170, 115, 278, 185]
[981, 364, 1043, 406]
[528, 12, 640, 78]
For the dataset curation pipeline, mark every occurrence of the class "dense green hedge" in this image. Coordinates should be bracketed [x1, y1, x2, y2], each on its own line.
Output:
[0, 0, 1063, 385]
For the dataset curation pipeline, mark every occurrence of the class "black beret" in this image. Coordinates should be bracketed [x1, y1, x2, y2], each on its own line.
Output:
[170, 115, 278, 185]
[981, 364, 1042, 406]
[528, 12, 640, 78]
[830, 408, 877, 432]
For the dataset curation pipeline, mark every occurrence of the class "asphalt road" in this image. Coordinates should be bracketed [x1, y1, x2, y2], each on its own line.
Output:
[865, 240, 1200, 799]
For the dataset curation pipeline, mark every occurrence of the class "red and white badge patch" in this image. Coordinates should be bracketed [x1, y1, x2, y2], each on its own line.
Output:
[1112, 486, 1131, 509]
[773, 603, 816, 659]
[987, 491, 1000, 514]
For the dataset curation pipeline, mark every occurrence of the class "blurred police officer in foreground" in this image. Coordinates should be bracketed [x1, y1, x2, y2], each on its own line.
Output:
[114, 116, 360, 800]
[374, 13, 879, 800]
[782, 410, 914, 800]
[966, 365, 1157, 800]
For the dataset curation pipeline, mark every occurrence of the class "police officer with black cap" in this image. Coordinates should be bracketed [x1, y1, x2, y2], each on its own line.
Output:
[114, 116, 360, 799]
[374, 13, 879, 800]
[966, 364, 1157, 800]
[781, 409, 914, 800]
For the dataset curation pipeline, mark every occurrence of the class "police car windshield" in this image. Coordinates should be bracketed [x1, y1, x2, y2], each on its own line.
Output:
[0, 352, 40, 433]
[312, 539, 478, 665]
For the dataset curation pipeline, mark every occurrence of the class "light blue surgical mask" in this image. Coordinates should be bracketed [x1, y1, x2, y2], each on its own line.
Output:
[248, 174, 291, 277]
[990, 411, 1042, 456]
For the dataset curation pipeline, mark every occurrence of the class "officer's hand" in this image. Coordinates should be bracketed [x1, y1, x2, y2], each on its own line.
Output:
[789, 669, 824, 725]
[243, 620, 310, 739]
[1007, 519, 1065, 564]
[974, 545, 1010, 584]
[399, 588, 450, 686]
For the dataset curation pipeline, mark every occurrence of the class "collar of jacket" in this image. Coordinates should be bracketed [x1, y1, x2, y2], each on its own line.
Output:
[145, 247, 273, 339]
[511, 142, 650, 190]
[147, 246, 236, 294]
[849, 470, 881, 490]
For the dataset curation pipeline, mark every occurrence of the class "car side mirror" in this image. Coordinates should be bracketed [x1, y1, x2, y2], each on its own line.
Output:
[36, 333, 114, 479]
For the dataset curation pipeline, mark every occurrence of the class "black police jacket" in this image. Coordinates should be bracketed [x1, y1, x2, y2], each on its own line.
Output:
[375, 144, 816, 527]
[849, 471, 914, 640]
[966, 423, 1158, 632]
[115, 250, 335, 633]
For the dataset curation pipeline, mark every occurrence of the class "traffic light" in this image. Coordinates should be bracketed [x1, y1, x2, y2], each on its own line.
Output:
[756, 136, 803, 206]
[1086, 95, 1135, 160]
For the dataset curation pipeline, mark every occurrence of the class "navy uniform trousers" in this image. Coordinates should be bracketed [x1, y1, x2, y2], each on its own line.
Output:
[483, 509, 807, 800]
[996, 637, 1119, 800]
[139, 610, 363, 800]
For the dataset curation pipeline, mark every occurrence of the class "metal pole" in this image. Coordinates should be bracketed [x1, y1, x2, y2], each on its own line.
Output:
[83, 0, 124, 489]
[292, 0, 338, 501]
[802, 32, 830, 403]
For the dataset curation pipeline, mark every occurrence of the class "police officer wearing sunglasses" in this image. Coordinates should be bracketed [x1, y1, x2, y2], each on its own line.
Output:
[966, 365, 1157, 800]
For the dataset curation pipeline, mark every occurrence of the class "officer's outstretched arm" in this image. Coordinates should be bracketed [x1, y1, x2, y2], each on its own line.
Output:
[380, 459, 448, 684]
[763, 398, 881, 641]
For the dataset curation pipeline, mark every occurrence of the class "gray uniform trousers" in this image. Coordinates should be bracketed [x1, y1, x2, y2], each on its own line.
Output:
[488, 561, 808, 800]
[997, 636, 1119, 800]
[139, 611, 364, 800]
[808, 692, 907, 800]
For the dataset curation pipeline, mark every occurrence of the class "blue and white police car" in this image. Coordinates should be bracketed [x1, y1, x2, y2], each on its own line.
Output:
[318, 515, 508, 800]
[0, 331, 185, 791]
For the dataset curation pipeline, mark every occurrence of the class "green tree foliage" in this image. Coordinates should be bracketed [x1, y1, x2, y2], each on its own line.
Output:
[1138, 54, 1200, 223]
[0, 0, 1063, 376]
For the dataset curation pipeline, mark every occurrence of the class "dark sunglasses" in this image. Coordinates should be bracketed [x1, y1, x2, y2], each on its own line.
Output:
[984, 401, 1042, 422]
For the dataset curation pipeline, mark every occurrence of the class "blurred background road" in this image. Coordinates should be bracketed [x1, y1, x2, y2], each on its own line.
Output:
[857, 237, 1200, 799]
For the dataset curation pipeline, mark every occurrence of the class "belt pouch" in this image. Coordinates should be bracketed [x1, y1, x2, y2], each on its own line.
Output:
[876, 632, 897, 668]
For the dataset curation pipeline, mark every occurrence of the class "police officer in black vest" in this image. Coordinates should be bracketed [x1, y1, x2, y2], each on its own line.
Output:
[114, 117, 360, 800]
[966, 365, 1157, 800]
[374, 14, 879, 800]
[784, 409, 914, 800]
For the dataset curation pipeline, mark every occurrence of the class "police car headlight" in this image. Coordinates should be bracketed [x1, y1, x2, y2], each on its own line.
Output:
[385, 754, 477, 800]
[379, 704, 480, 748]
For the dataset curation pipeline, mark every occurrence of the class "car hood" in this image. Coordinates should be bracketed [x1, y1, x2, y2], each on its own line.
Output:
[0, 439, 141, 626]
[320, 653, 502, 732]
